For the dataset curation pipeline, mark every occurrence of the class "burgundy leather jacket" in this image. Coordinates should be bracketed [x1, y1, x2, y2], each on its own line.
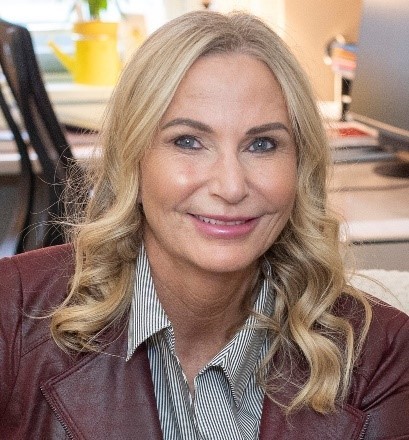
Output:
[1, 245, 408, 439]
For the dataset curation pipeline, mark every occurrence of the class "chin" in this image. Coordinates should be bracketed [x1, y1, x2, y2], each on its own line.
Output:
[190, 251, 262, 275]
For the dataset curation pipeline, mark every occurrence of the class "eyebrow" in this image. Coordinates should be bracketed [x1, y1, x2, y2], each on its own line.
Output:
[161, 118, 290, 135]
[161, 118, 213, 133]
[245, 122, 290, 136]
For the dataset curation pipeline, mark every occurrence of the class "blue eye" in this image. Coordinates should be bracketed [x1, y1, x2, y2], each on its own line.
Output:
[248, 137, 277, 152]
[174, 135, 200, 149]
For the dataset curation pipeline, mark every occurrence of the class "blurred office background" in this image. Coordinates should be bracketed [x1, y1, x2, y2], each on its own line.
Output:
[0, 0, 362, 101]
[1, 0, 408, 271]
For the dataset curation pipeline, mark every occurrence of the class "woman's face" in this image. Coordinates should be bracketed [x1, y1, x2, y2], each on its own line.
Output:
[140, 53, 297, 276]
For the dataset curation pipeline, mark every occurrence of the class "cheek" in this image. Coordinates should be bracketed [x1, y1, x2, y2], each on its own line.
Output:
[269, 184, 296, 216]
[259, 161, 297, 209]
[139, 155, 202, 208]
[139, 157, 165, 206]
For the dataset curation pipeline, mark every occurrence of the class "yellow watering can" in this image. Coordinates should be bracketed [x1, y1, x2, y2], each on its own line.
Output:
[49, 21, 121, 86]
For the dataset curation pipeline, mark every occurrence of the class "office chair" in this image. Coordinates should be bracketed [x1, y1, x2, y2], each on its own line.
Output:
[0, 86, 34, 256]
[0, 19, 79, 252]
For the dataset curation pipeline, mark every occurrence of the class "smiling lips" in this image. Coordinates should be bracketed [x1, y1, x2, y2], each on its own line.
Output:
[192, 214, 259, 239]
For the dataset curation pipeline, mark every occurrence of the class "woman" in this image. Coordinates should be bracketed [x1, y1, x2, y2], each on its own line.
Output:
[1, 10, 408, 439]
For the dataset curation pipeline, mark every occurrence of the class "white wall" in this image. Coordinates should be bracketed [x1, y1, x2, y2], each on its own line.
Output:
[284, 0, 362, 100]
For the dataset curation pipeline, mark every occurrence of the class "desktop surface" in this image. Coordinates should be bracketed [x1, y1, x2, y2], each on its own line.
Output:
[328, 161, 409, 270]
[328, 161, 409, 242]
[45, 74, 113, 131]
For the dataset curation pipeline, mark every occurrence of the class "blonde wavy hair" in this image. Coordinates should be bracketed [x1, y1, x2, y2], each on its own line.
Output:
[52, 11, 371, 414]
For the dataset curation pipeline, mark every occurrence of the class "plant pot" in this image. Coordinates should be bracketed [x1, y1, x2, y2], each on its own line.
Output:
[50, 21, 121, 86]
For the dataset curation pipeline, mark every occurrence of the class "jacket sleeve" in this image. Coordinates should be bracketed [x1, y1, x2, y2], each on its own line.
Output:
[355, 305, 409, 439]
[0, 257, 22, 417]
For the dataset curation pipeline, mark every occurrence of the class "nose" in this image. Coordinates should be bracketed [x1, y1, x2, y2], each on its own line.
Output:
[208, 151, 249, 204]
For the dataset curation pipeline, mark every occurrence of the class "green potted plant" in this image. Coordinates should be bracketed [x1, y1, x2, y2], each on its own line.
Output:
[83, 0, 109, 21]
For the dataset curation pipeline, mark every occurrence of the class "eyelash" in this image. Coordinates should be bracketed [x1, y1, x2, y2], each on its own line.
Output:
[172, 135, 278, 152]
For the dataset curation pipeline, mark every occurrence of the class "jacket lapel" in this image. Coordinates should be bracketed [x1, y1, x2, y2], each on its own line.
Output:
[259, 395, 367, 440]
[41, 340, 163, 440]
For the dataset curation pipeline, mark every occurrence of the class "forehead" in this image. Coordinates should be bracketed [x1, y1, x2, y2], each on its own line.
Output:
[162, 53, 290, 126]
[180, 52, 282, 96]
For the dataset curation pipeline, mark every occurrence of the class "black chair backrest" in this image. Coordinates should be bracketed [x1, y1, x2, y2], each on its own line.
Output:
[0, 85, 34, 256]
[0, 19, 76, 249]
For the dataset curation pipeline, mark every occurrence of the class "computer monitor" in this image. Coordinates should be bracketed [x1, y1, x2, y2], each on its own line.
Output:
[348, 0, 409, 177]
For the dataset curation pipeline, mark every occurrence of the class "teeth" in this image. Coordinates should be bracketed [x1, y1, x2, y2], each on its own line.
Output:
[197, 215, 246, 226]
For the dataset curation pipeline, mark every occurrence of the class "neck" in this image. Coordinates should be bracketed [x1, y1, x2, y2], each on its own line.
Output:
[149, 258, 260, 338]
[144, 243, 261, 388]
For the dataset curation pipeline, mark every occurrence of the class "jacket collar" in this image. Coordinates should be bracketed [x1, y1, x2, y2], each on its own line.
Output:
[41, 332, 164, 440]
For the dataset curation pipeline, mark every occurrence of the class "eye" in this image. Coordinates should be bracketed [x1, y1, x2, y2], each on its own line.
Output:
[248, 137, 277, 153]
[174, 135, 201, 150]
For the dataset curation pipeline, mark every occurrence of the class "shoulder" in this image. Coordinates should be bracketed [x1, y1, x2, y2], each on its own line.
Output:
[0, 242, 74, 308]
[335, 289, 408, 340]
[346, 293, 409, 404]
[333, 290, 408, 394]
[1, 243, 74, 277]
[0, 244, 74, 295]
[368, 295, 409, 335]
[0, 244, 75, 351]
[337, 291, 408, 372]
[359, 297, 409, 374]
[344, 297, 409, 436]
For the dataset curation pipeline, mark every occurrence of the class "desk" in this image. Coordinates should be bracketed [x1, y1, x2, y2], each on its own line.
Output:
[328, 161, 409, 270]
[46, 79, 112, 131]
[54, 103, 107, 131]
[329, 162, 409, 241]
[0, 130, 98, 174]
[0, 77, 112, 132]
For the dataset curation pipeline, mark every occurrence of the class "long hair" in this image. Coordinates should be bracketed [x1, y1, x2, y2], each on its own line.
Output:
[51, 10, 371, 414]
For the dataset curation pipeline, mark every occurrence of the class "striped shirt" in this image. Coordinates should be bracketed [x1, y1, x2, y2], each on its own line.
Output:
[127, 245, 274, 440]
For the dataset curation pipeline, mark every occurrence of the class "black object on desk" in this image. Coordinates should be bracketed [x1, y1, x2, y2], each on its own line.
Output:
[332, 146, 395, 164]
[0, 19, 79, 253]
